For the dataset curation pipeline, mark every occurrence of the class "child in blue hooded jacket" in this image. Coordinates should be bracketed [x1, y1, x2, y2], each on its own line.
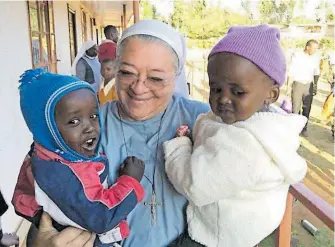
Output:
[13, 68, 145, 246]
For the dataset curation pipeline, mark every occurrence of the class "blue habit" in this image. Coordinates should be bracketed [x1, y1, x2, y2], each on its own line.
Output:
[100, 95, 210, 247]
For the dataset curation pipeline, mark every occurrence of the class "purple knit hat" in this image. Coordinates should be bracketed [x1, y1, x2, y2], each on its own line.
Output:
[209, 25, 286, 87]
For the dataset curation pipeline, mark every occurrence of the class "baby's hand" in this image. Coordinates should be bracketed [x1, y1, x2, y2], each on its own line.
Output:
[119, 156, 145, 182]
[176, 125, 191, 138]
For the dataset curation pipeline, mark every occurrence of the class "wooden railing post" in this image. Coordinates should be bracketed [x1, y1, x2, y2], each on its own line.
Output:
[290, 183, 334, 231]
[275, 183, 334, 247]
[276, 193, 294, 247]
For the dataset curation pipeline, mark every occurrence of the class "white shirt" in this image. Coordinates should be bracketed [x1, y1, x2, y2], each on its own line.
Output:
[164, 106, 307, 247]
[100, 78, 115, 96]
[289, 51, 320, 84]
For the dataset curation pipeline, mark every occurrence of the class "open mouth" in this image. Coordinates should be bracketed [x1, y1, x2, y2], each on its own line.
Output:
[81, 137, 98, 152]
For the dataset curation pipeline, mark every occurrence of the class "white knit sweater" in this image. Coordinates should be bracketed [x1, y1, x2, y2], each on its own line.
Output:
[164, 106, 307, 247]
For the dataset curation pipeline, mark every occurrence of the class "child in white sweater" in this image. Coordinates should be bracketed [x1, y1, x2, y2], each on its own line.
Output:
[164, 25, 307, 247]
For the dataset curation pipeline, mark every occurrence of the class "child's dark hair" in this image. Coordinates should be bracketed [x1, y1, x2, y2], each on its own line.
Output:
[101, 58, 114, 64]
[104, 25, 117, 36]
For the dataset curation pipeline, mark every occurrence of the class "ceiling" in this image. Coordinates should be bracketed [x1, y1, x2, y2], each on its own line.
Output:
[81, 0, 135, 27]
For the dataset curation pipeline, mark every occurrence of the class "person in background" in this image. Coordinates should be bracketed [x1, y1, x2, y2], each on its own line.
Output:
[98, 25, 118, 62]
[321, 61, 334, 138]
[320, 47, 330, 77]
[98, 59, 118, 105]
[0, 190, 19, 246]
[71, 41, 101, 92]
[287, 39, 321, 137]
[98, 26, 118, 104]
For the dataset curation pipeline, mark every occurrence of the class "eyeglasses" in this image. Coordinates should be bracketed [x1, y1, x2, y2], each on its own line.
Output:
[116, 69, 173, 90]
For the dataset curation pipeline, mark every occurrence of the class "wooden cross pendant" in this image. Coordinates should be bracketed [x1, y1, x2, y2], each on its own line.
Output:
[144, 190, 162, 226]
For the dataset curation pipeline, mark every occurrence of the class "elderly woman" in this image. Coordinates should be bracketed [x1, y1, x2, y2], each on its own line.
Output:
[71, 40, 101, 92]
[26, 20, 209, 247]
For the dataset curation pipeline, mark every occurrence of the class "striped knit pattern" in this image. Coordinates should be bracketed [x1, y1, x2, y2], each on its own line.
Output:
[209, 25, 287, 87]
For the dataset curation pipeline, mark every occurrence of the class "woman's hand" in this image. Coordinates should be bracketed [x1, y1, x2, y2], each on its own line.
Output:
[0, 232, 19, 246]
[32, 213, 95, 247]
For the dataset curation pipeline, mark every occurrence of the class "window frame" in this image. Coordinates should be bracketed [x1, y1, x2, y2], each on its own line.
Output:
[67, 4, 78, 63]
[90, 17, 94, 40]
[81, 10, 87, 42]
[26, 0, 57, 72]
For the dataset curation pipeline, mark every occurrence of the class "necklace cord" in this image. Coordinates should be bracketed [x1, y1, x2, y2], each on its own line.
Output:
[117, 102, 167, 193]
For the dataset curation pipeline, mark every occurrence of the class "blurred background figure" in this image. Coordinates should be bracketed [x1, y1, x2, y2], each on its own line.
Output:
[71, 40, 101, 92]
[0, 189, 19, 247]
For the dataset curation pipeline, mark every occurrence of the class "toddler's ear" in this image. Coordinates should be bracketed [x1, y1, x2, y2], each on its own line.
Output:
[269, 84, 280, 104]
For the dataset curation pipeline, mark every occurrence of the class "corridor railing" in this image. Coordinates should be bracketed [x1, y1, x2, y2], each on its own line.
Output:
[275, 182, 334, 247]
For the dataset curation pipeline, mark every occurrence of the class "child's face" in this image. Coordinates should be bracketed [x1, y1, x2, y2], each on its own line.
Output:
[208, 53, 279, 124]
[101, 62, 115, 81]
[55, 89, 100, 158]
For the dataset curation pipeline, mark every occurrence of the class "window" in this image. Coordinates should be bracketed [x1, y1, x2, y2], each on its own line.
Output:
[68, 5, 77, 63]
[90, 17, 94, 40]
[81, 10, 87, 42]
[27, 1, 57, 72]
[96, 29, 99, 45]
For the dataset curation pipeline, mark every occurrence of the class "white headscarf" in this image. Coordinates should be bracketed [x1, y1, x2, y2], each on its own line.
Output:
[118, 20, 189, 98]
[70, 40, 96, 75]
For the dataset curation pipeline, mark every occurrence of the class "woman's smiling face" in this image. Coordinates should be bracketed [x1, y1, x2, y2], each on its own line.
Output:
[115, 38, 177, 120]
